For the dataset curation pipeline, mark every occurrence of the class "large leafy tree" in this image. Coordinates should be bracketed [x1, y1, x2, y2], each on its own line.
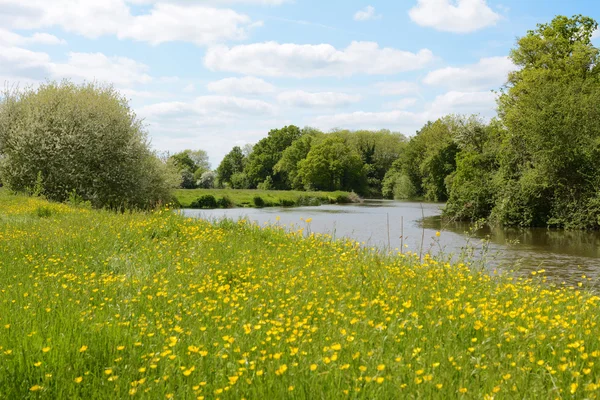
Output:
[169, 149, 211, 189]
[297, 136, 367, 193]
[216, 146, 245, 187]
[0, 81, 176, 209]
[492, 15, 600, 228]
[244, 125, 304, 189]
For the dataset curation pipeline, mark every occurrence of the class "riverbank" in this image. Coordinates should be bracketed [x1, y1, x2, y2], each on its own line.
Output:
[0, 192, 598, 398]
[174, 188, 360, 209]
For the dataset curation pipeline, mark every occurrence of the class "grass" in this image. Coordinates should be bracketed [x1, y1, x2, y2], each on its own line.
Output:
[174, 188, 358, 208]
[1, 191, 600, 399]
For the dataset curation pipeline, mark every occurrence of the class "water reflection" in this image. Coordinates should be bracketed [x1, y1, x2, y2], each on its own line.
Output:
[182, 200, 600, 284]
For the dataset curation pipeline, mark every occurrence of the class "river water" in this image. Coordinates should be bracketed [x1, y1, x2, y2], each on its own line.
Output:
[181, 200, 600, 284]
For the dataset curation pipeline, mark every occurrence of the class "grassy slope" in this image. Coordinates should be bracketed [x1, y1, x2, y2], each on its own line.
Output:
[174, 188, 355, 208]
[0, 192, 599, 399]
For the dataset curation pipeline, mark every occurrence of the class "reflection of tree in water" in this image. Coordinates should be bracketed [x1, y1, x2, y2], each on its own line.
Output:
[420, 215, 600, 285]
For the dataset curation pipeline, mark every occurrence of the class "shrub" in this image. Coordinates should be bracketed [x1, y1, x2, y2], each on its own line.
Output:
[279, 199, 296, 207]
[0, 81, 175, 210]
[253, 196, 265, 208]
[190, 195, 218, 209]
[217, 196, 234, 209]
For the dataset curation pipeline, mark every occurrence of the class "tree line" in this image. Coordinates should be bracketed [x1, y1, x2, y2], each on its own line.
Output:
[1, 15, 598, 229]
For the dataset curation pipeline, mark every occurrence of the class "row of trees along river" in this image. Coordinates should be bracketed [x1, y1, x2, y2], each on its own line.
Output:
[170, 15, 600, 230]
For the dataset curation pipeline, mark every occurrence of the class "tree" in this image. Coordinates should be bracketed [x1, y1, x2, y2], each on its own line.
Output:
[216, 146, 245, 187]
[169, 149, 210, 189]
[245, 125, 304, 189]
[0, 81, 175, 209]
[298, 136, 367, 193]
[492, 15, 600, 228]
[273, 131, 320, 190]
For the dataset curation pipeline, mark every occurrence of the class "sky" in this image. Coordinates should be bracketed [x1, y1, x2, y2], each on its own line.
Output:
[1, 0, 599, 167]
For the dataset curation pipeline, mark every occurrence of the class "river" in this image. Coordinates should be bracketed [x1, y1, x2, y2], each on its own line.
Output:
[181, 200, 600, 284]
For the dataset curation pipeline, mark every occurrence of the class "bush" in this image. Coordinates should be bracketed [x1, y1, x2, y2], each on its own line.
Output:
[279, 199, 296, 207]
[217, 196, 234, 209]
[257, 176, 273, 190]
[190, 195, 218, 209]
[253, 196, 265, 208]
[0, 81, 175, 210]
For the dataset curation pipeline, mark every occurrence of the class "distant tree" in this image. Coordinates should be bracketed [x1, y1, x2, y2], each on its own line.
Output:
[245, 125, 304, 189]
[169, 149, 210, 189]
[274, 131, 321, 190]
[298, 136, 367, 193]
[198, 171, 216, 189]
[0, 81, 175, 209]
[216, 146, 245, 187]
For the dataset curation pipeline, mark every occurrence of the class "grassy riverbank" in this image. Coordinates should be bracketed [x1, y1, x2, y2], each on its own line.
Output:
[174, 188, 359, 208]
[0, 192, 599, 399]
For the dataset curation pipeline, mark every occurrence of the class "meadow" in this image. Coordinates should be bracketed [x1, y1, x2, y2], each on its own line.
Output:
[1, 191, 600, 399]
[174, 189, 357, 209]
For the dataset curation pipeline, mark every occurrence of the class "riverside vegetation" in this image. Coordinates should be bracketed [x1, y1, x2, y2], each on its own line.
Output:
[174, 189, 359, 209]
[2, 191, 600, 399]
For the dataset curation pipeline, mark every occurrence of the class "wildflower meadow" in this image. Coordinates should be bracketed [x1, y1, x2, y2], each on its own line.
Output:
[1, 191, 599, 399]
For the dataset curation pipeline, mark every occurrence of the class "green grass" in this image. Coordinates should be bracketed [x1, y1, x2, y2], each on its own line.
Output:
[174, 188, 358, 208]
[0, 191, 599, 399]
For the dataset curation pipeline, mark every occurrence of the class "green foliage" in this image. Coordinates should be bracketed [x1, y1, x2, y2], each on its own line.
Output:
[216, 146, 245, 187]
[245, 125, 304, 189]
[273, 132, 318, 190]
[253, 195, 265, 208]
[257, 175, 274, 191]
[190, 195, 218, 209]
[297, 136, 367, 193]
[0, 81, 175, 210]
[216, 196, 234, 209]
[230, 172, 250, 189]
[491, 15, 600, 228]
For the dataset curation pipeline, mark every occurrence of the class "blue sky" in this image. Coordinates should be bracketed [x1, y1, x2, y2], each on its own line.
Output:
[1, 0, 599, 166]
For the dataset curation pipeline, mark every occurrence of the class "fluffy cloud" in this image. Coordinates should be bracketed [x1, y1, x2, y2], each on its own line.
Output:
[423, 56, 515, 91]
[0, 45, 152, 87]
[277, 90, 361, 108]
[375, 81, 420, 95]
[0, 45, 51, 81]
[119, 4, 260, 46]
[354, 6, 381, 21]
[50, 52, 152, 87]
[0, 29, 66, 46]
[207, 76, 275, 95]
[0, 0, 260, 45]
[137, 96, 276, 118]
[313, 90, 497, 134]
[409, 0, 500, 33]
[205, 41, 434, 77]
[126, 0, 289, 4]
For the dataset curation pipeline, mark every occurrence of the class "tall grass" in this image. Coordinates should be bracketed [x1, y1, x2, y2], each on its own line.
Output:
[0, 191, 598, 399]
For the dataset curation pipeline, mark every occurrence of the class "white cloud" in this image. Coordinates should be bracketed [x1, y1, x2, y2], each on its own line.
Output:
[313, 90, 497, 134]
[50, 52, 152, 87]
[593, 29, 600, 39]
[427, 90, 497, 115]
[138, 96, 276, 118]
[0, 45, 51, 81]
[277, 90, 361, 108]
[375, 81, 420, 95]
[183, 84, 196, 93]
[207, 76, 275, 95]
[354, 6, 381, 21]
[0, 29, 66, 46]
[119, 4, 260, 46]
[383, 98, 418, 109]
[0, 0, 260, 46]
[424, 56, 515, 91]
[205, 41, 434, 77]
[409, 0, 500, 33]
[126, 0, 289, 4]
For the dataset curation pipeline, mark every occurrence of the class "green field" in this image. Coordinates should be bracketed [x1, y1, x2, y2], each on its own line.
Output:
[0, 191, 599, 399]
[174, 188, 358, 208]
